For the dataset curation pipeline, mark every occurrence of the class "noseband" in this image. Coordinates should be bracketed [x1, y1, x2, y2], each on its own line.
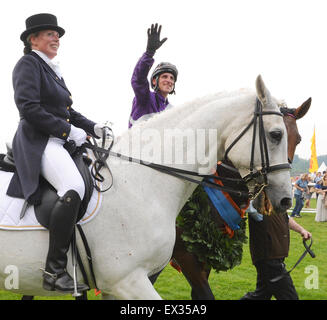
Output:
[223, 98, 291, 199]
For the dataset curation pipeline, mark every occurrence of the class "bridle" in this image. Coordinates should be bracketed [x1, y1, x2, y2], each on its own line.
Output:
[81, 98, 291, 200]
[221, 98, 291, 199]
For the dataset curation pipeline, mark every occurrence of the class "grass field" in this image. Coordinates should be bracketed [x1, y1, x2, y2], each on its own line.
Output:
[1, 199, 326, 300]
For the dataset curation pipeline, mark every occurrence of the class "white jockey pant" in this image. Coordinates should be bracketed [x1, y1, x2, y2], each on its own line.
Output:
[40, 137, 85, 200]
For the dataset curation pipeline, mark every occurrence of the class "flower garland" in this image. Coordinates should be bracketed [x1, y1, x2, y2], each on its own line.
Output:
[176, 185, 247, 273]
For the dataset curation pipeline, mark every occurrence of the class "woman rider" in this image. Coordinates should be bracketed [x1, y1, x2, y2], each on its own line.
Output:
[7, 13, 107, 293]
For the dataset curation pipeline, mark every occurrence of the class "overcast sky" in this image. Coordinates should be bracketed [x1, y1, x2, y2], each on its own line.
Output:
[0, 0, 325, 160]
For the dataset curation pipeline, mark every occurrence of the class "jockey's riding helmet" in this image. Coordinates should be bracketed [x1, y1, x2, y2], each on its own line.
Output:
[151, 62, 178, 94]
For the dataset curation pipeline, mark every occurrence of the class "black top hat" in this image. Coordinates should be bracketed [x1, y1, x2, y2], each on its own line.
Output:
[20, 13, 65, 42]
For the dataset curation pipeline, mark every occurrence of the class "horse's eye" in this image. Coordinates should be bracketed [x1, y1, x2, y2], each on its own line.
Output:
[269, 130, 282, 142]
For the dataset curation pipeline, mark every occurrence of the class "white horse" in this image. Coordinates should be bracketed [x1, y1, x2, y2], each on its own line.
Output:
[0, 76, 292, 299]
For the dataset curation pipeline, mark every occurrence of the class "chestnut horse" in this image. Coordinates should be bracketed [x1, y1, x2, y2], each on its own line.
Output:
[149, 97, 311, 300]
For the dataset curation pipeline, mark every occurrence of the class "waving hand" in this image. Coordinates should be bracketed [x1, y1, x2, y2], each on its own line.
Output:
[146, 23, 167, 55]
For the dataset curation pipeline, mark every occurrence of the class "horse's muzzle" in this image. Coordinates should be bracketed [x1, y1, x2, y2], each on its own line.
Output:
[279, 197, 292, 212]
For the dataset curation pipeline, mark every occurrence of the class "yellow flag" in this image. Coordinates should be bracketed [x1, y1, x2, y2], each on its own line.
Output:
[309, 127, 318, 173]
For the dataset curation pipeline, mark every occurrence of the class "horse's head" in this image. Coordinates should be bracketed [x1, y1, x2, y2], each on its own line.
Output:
[253, 97, 312, 213]
[224, 75, 293, 213]
[281, 97, 311, 164]
[219, 97, 311, 214]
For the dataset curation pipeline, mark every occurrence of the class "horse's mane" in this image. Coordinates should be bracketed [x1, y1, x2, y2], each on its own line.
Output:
[117, 89, 287, 142]
[131, 88, 255, 130]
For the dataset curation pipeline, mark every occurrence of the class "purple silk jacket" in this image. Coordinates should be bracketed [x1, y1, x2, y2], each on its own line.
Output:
[129, 52, 171, 128]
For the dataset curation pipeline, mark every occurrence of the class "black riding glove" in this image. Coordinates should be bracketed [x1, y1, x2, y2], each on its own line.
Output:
[146, 23, 167, 55]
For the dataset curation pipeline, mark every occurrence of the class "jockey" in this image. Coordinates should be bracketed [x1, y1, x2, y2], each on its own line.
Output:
[6, 13, 107, 293]
[128, 23, 178, 128]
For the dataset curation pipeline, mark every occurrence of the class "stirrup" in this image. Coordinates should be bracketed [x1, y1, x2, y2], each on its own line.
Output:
[40, 268, 63, 291]
[40, 268, 60, 279]
[71, 226, 82, 297]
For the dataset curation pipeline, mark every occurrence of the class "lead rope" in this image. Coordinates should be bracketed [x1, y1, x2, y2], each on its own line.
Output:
[270, 238, 315, 283]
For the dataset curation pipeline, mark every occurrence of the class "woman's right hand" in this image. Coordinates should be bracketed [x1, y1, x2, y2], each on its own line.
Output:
[68, 124, 87, 147]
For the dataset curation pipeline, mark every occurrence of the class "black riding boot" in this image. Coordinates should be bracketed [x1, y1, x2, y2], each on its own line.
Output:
[42, 190, 89, 293]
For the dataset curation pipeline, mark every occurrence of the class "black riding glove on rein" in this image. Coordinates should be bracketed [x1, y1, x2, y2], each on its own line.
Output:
[146, 23, 167, 55]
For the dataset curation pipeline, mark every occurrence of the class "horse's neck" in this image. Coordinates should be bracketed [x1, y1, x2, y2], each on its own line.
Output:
[91, 92, 256, 225]
[115, 92, 255, 174]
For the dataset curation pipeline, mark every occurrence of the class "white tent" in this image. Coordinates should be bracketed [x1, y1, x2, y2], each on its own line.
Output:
[318, 161, 327, 173]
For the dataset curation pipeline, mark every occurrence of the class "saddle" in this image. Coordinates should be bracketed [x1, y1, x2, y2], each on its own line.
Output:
[0, 143, 16, 172]
[0, 142, 94, 229]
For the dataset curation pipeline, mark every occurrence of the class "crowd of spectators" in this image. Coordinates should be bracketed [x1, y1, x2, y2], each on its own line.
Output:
[291, 171, 327, 221]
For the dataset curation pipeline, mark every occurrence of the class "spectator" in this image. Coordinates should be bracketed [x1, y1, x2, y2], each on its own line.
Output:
[314, 172, 322, 183]
[314, 175, 327, 222]
[304, 175, 314, 208]
[291, 173, 309, 218]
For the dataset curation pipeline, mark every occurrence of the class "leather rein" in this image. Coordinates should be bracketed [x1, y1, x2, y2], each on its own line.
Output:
[82, 98, 290, 200]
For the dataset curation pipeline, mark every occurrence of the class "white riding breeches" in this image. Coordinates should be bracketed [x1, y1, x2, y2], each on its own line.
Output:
[40, 137, 85, 200]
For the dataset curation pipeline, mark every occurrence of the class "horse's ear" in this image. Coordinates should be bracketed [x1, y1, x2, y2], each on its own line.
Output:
[294, 97, 311, 120]
[255, 75, 271, 106]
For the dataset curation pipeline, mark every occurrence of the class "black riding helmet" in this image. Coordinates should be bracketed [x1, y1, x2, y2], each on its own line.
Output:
[150, 62, 178, 94]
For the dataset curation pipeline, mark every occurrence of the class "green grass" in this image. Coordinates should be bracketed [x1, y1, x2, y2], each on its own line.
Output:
[1, 199, 326, 300]
[154, 211, 327, 300]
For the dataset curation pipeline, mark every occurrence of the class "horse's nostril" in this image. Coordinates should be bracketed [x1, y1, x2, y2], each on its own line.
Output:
[281, 197, 292, 209]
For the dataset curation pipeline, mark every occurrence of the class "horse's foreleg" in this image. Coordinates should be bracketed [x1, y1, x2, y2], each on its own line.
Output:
[173, 227, 215, 300]
[189, 267, 213, 300]
[179, 257, 214, 300]
[110, 269, 162, 300]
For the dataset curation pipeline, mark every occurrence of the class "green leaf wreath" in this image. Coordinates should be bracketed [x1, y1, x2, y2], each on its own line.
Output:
[176, 186, 247, 273]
